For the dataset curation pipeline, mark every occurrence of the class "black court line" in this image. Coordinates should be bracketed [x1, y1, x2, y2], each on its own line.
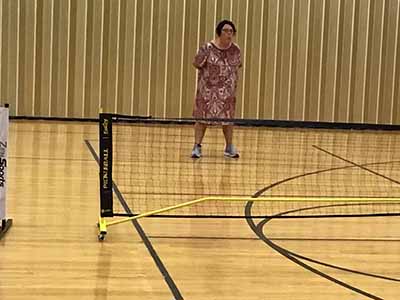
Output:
[313, 145, 400, 185]
[245, 164, 400, 298]
[255, 214, 400, 283]
[147, 235, 400, 242]
[85, 135, 399, 299]
[253, 159, 400, 198]
[245, 202, 389, 300]
[84, 139, 183, 300]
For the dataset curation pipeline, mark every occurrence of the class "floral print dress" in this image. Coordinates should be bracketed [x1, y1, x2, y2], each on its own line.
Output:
[193, 42, 241, 120]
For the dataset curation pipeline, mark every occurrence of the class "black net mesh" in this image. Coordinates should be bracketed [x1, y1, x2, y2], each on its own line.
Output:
[106, 116, 400, 218]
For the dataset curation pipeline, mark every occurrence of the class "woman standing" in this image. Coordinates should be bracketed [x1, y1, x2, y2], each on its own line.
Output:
[191, 20, 242, 159]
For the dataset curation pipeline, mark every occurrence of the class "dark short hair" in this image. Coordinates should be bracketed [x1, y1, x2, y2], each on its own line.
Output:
[216, 20, 236, 36]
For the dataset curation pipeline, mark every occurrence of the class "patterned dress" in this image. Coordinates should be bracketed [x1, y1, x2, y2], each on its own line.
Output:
[193, 42, 241, 120]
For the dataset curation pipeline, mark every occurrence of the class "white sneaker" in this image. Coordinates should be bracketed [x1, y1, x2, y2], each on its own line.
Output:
[191, 144, 202, 158]
[224, 144, 239, 158]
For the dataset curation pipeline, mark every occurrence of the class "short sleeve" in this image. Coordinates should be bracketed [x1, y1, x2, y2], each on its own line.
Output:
[193, 43, 209, 69]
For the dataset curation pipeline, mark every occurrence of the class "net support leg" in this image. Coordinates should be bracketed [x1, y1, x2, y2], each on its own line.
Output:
[97, 217, 107, 241]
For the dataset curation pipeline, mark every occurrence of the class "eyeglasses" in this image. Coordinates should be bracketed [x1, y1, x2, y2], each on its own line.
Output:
[222, 28, 234, 33]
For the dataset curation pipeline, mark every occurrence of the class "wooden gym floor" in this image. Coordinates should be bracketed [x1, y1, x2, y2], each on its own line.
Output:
[0, 120, 399, 300]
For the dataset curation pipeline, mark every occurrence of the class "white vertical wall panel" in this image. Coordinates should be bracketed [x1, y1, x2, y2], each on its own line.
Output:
[0, 0, 399, 125]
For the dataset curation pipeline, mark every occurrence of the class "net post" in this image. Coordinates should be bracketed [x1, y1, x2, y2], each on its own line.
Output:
[99, 113, 113, 218]
[0, 104, 12, 239]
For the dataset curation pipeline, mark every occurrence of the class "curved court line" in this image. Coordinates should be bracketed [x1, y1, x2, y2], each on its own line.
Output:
[255, 209, 400, 282]
[245, 155, 400, 299]
[245, 203, 385, 300]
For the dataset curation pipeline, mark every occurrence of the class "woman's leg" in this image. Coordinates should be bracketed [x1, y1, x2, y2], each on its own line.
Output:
[222, 124, 239, 158]
[191, 122, 207, 158]
[222, 124, 233, 145]
[194, 122, 207, 145]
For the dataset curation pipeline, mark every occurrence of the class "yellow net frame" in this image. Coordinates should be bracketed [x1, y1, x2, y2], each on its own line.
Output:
[97, 196, 400, 240]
